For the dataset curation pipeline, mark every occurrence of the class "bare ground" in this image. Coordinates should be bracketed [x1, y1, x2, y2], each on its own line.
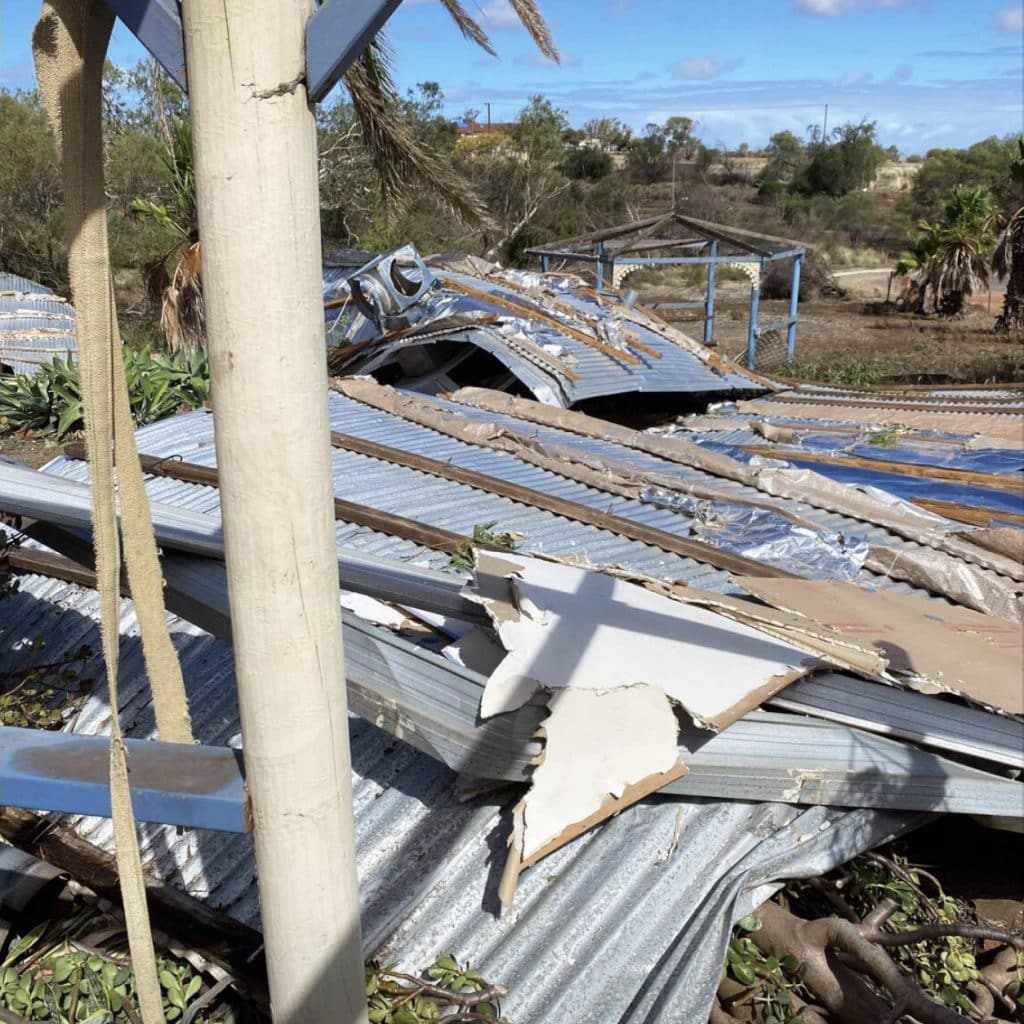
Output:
[644, 276, 1024, 384]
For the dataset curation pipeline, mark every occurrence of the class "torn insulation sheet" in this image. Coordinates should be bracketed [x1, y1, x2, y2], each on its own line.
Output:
[737, 578, 1024, 715]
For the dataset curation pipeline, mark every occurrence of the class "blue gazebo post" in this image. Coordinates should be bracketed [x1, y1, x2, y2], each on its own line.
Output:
[703, 239, 718, 346]
[746, 264, 761, 370]
[787, 251, 803, 361]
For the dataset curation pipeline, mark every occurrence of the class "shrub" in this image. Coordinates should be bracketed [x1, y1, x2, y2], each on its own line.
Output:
[0, 347, 210, 439]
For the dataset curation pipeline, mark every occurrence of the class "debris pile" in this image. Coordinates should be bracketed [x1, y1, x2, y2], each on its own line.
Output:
[0, 282, 1021, 1023]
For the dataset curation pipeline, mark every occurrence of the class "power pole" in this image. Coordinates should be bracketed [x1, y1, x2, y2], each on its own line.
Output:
[486, 101, 491, 128]
[822, 103, 829, 141]
[181, 3, 367, 1023]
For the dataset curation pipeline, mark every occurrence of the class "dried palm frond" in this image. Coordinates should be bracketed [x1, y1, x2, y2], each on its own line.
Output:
[343, 39, 493, 228]
[992, 207, 1023, 280]
[160, 241, 205, 352]
[438, 0, 497, 56]
[508, 0, 559, 62]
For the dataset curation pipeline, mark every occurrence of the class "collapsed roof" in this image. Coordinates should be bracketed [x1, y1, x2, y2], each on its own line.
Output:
[322, 246, 769, 408]
[0, 272, 77, 375]
[1, 370, 1022, 1023]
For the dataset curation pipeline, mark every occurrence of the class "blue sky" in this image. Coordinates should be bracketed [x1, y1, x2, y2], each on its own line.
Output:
[2, 0, 1021, 153]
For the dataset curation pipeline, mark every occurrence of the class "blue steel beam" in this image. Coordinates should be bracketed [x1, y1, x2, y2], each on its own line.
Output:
[103, 0, 402, 105]
[703, 239, 718, 345]
[787, 252, 803, 360]
[105, 0, 186, 90]
[746, 281, 761, 370]
[305, 0, 403, 102]
[0, 726, 247, 833]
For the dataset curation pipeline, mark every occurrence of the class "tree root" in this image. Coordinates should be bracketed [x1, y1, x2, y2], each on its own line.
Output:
[751, 900, 1014, 1024]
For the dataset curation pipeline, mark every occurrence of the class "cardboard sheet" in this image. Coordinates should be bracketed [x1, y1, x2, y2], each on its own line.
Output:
[738, 578, 1024, 715]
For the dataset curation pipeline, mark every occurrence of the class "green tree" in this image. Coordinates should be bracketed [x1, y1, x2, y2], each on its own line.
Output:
[466, 95, 572, 260]
[0, 91, 65, 289]
[899, 186, 996, 317]
[562, 147, 613, 180]
[991, 138, 1024, 331]
[907, 136, 1018, 222]
[795, 120, 886, 197]
[627, 123, 670, 183]
[664, 116, 700, 158]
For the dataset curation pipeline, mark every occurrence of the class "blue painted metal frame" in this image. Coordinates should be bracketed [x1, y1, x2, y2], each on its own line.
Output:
[105, 0, 186, 89]
[787, 251, 803, 360]
[746, 275, 761, 370]
[0, 726, 247, 833]
[703, 239, 717, 345]
[305, 0, 404, 102]
[103, 0, 402, 104]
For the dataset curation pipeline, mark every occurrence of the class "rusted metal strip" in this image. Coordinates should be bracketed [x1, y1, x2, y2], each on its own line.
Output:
[488, 272, 662, 360]
[912, 499, 1024, 528]
[63, 444, 481, 560]
[767, 394, 1024, 415]
[7, 546, 132, 595]
[441, 276, 645, 366]
[736, 445, 1024, 496]
[326, 431, 791, 579]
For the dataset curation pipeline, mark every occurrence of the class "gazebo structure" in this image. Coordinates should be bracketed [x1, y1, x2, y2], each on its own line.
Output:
[526, 212, 806, 369]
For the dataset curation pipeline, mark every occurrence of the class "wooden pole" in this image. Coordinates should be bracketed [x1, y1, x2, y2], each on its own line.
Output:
[180, 4, 367, 1023]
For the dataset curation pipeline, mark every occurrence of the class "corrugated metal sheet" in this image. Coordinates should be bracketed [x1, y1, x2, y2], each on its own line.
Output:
[325, 260, 764, 407]
[0, 274, 76, 376]
[737, 398, 1024, 446]
[11, 387, 1022, 1020]
[0, 566, 922, 1023]
[42, 391, 956, 599]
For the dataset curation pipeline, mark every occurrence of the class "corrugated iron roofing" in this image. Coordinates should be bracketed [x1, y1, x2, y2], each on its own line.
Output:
[2, 566, 920, 1023]
[324, 264, 764, 406]
[0, 274, 76, 376]
[43, 390, 944, 598]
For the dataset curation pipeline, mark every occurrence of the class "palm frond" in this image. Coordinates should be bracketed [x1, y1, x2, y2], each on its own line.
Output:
[437, 0, 497, 56]
[508, 0, 559, 62]
[992, 206, 1023, 280]
[160, 242, 205, 352]
[343, 38, 492, 228]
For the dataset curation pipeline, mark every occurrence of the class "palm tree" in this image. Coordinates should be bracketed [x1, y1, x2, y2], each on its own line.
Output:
[991, 138, 1024, 332]
[896, 187, 995, 318]
[144, 1, 558, 349]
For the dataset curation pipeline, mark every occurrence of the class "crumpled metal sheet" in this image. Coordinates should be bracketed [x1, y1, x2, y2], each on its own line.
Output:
[0, 274, 77, 376]
[696, 441, 1024, 520]
[322, 247, 763, 405]
[641, 486, 869, 580]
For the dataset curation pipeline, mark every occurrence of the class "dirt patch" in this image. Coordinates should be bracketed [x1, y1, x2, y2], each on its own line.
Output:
[653, 291, 1024, 384]
[0, 432, 68, 469]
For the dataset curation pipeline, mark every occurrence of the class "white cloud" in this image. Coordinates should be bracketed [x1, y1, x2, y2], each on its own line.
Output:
[794, 0, 853, 15]
[479, 0, 521, 29]
[996, 3, 1024, 32]
[888, 64, 913, 83]
[674, 57, 743, 80]
[838, 70, 874, 86]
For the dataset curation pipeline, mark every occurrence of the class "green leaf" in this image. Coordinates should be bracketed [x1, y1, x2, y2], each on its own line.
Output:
[730, 961, 757, 986]
[737, 914, 762, 933]
[2, 922, 47, 967]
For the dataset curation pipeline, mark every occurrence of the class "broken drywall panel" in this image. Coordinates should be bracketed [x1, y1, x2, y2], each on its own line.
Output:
[339, 591, 411, 629]
[737, 578, 1024, 716]
[508, 684, 687, 881]
[515, 555, 889, 679]
[466, 551, 822, 731]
